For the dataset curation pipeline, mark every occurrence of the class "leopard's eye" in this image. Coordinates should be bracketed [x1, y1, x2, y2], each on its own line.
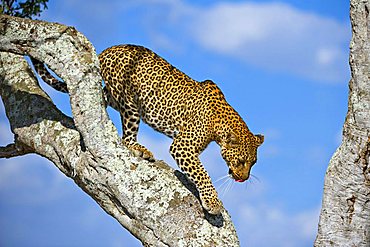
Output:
[238, 158, 245, 166]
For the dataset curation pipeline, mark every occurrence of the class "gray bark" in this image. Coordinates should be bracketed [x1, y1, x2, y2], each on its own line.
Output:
[315, 0, 370, 246]
[0, 14, 239, 247]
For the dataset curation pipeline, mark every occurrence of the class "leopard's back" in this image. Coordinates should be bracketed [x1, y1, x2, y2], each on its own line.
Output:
[99, 45, 200, 137]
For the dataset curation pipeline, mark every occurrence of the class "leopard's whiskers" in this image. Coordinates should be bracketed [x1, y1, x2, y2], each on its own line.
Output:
[216, 176, 231, 194]
[250, 174, 260, 183]
[220, 180, 229, 197]
[244, 180, 249, 189]
[214, 174, 230, 184]
[244, 174, 261, 189]
[224, 177, 234, 195]
[214, 174, 230, 197]
[248, 174, 260, 186]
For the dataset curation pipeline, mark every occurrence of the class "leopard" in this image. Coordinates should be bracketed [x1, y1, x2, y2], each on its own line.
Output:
[31, 44, 264, 215]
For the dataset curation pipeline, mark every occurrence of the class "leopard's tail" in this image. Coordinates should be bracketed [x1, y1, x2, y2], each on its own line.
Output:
[30, 57, 119, 110]
[30, 57, 69, 93]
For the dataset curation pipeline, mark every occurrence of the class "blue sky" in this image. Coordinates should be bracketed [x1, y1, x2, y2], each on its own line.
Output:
[0, 0, 351, 246]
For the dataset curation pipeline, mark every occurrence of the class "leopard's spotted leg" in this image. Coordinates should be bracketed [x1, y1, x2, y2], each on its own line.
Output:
[119, 94, 155, 161]
[170, 133, 222, 214]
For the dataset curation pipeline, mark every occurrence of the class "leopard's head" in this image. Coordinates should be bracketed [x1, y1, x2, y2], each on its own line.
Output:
[220, 132, 264, 182]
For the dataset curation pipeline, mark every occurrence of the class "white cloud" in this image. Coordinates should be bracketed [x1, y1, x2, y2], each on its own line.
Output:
[133, 0, 350, 83]
[316, 47, 342, 66]
[41, 0, 350, 83]
[237, 203, 320, 247]
[187, 2, 350, 83]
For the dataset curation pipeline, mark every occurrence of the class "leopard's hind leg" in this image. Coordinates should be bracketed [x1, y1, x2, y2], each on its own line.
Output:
[118, 91, 154, 161]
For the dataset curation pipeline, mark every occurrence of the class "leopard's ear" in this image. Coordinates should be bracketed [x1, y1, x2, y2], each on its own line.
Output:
[254, 134, 264, 146]
[226, 132, 240, 147]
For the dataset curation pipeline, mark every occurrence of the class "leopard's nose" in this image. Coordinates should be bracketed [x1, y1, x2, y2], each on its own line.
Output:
[228, 169, 247, 182]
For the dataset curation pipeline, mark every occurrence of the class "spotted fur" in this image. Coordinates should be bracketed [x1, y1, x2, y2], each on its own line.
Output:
[31, 44, 264, 215]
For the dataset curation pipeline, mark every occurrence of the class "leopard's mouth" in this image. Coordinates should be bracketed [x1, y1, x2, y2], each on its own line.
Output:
[228, 168, 246, 183]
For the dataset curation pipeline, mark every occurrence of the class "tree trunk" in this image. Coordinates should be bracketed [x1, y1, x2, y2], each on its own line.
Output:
[315, 0, 370, 246]
[0, 14, 239, 247]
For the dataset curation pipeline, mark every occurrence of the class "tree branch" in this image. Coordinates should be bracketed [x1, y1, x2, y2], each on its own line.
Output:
[0, 141, 33, 158]
[315, 0, 370, 246]
[0, 14, 239, 246]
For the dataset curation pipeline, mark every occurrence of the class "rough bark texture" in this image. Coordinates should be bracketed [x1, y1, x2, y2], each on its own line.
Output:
[315, 0, 370, 246]
[0, 15, 240, 247]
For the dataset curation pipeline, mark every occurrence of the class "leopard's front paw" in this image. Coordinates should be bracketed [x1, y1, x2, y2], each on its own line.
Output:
[125, 142, 155, 162]
[200, 193, 222, 215]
